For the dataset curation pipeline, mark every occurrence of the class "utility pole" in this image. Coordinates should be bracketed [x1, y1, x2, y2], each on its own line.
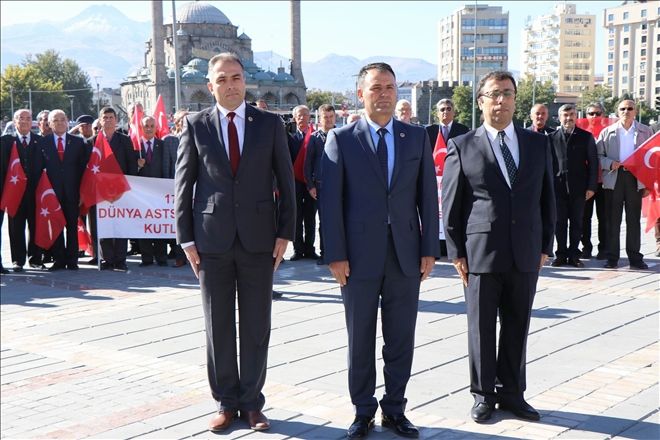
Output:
[172, 0, 181, 110]
[471, 0, 478, 130]
[95, 76, 102, 115]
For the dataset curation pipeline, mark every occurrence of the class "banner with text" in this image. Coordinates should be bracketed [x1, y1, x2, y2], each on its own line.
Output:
[97, 175, 176, 239]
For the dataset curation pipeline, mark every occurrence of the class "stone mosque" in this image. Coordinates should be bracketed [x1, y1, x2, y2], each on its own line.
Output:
[120, 0, 306, 115]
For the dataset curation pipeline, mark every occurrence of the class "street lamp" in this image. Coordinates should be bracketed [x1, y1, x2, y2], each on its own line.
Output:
[67, 95, 75, 121]
[94, 76, 102, 115]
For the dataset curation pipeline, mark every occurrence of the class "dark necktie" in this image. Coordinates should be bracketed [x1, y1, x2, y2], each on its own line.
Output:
[376, 128, 388, 184]
[57, 136, 64, 161]
[497, 131, 517, 185]
[21, 136, 28, 148]
[145, 140, 153, 164]
[227, 112, 240, 176]
[441, 125, 449, 142]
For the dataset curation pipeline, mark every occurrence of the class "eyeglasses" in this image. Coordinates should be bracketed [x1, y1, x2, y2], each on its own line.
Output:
[438, 107, 453, 112]
[480, 90, 515, 100]
[618, 107, 634, 111]
[587, 112, 602, 116]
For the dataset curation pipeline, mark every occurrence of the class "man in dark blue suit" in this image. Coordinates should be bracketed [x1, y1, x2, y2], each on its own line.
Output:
[321, 62, 439, 439]
[442, 71, 556, 423]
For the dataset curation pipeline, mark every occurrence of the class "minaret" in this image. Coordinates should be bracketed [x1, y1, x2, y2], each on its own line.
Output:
[150, 0, 167, 111]
[290, 0, 305, 85]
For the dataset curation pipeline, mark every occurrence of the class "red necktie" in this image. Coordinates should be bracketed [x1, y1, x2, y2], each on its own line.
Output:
[22, 136, 28, 148]
[227, 112, 240, 176]
[57, 137, 64, 161]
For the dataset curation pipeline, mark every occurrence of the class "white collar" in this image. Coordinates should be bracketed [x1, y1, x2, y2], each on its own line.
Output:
[483, 121, 515, 139]
[216, 101, 246, 120]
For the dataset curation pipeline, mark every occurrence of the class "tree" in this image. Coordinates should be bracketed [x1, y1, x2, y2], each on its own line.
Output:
[580, 85, 617, 116]
[513, 75, 556, 126]
[451, 85, 479, 128]
[306, 89, 350, 111]
[0, 50, 94, 120]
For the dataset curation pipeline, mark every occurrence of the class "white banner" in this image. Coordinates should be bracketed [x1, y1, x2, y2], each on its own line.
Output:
[437, 176, 445, 240]
[97, 175, 176, 239]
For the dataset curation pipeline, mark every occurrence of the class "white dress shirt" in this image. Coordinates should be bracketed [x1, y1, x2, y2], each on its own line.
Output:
[483, 121, 519, 188]
[216, 101, 246, 156]
[617, 121, 636, 163]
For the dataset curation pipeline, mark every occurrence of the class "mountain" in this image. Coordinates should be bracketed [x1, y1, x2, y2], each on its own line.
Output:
[0, 5, 149, 87]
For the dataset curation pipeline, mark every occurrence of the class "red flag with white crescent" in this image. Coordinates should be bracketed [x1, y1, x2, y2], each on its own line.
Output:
[153, 95, 170, 139]
[432, 129, 447, 177]
[35, 170, 66, 250]
[129, 105, 144, 152]
[0, 141, 27, 217]
[77, 217, 94, 257]
[622, 131, 660, 192]
[575, 117, 618, 139]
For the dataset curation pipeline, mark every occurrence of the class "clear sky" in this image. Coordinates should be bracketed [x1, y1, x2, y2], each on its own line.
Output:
[1, 0, 620, 73]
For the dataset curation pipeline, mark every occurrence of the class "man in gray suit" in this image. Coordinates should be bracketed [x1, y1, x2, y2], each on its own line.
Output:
[442, 71, 555, 423]
[597, 99, 653, 270]
[321, 62, 439, 439]
[174, 52, 295, 433]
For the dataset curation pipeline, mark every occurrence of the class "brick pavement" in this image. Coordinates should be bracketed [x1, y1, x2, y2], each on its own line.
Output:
[1, 221, 658, 439]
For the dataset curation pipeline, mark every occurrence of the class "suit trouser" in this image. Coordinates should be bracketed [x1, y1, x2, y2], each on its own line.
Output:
[604, 170, 643, 264]
[465, 271, 538, 406]
[199, 237, 273, 412]
[139, 239, 167, 264]
[101, 238, 128, 265]
[51, 204, 80, 266]
[554, 185, 586, 259]
[293, 181, 316, 255]
[581, 183, 607, 256]
[341, 231, 420, 417]
[8, 198, 39, 267]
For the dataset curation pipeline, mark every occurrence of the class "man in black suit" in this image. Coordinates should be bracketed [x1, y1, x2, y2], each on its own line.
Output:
[442, 71, 555, 423]
[426, 98, 470, 257]
[321, 62, 439, 439]
[34, 110, 88, 270]
[304, 104, 335, 265]
[548, 104, 598, 268]
[288, 104, 318, 260]
[175, 52, 295, 433]
[137, 115, 167, 267]
[93, 107, 138, 271]
[0, 109, 43, 272]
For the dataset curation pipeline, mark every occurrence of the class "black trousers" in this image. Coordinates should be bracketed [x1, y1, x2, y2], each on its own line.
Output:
[341, 230, 420, 417]
[581, 183, 608, 256]
[314, 183, 324, 258]
[465, 271, 538, 406]
[293, 181, 316, 255]
[604, 170, 643, 264]
[199, 237, 273, 412]
[8, 198, 40, 267]
[554, 184, 586, 259]
[51, 203, 79, 266]
[139, 239, 167, 264]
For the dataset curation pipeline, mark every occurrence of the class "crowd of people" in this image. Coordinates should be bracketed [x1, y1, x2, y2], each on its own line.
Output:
[1, 54, 657, 439]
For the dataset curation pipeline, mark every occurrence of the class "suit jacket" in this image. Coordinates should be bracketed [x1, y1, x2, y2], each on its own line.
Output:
[138, 138, 165, 178]
[425, 121, 470, 147]
[93, 131, 138, 176]
[162, 135, 179, 179]
[303, 129, 328, 190]
[548, 126, 598, 196]
[597, 121, 654, 190]
[0, 133, 43, 204]
[529, 125, 555, 135]
[442, 125, 556, 273]
[320, 118, 439, 279]
[35, 134, 88, 210]
[175, 104, 295, 254]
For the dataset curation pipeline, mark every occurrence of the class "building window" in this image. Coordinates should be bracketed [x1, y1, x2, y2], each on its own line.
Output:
[640, 75, 645, 83]
[623, 64, 628, 71]
[623, 50, 629, 59]
[642, 36, 647, 43]
[608, 52, 614, 60]
[623, 12, 629, 19]
[609, 39, 614, 47]
[639, 89, 645, 96]
[641, 49, 647, 56]
[624, 37, 629, 45]
[622, 77, 627, 83]
[623, 24, 630, 32]
[608, 65, 614, 72]
[641, 9, 647, 18]
[640, 62, 646, 71]
[657, 47, 660, 55]
[641, 23, 648, 30]
[608, 13, 614, 21]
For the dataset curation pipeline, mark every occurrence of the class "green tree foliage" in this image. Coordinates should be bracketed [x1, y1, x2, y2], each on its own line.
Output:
[580, 85, 617, 116]
[451, 85, 479, 128]
[306, 89, 350, 112]
[513, 75, 556, 126]
[1, 50, 93, 120]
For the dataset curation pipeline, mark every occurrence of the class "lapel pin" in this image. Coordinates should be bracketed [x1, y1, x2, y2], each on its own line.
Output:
[400, 133, 405, 138]
[248, 116, 253, 122]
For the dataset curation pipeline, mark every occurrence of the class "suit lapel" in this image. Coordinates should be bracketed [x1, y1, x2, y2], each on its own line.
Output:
[476, 125, 508, 187]
[515, 127, 532, 187]
[391, 119, 404, 188]
[239, 104, 257, 177]
[204, 106, 232, 174]
[355, 119, 387, 189]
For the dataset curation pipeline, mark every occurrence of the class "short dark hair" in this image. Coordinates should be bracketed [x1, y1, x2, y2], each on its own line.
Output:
[586, 102, 605, 113]
[476, 71, 517, 103]
[357, 62, 396, 88]
[99, 107, 117, 118]
[318, 104, 335, 113]
[208, 52, 244, 77]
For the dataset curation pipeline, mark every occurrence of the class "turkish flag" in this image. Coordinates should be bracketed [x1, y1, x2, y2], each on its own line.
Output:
[0, 141, 27, 217]
[432, 129, 448, 177]
[79, 132, 131, 213]
[153, 94, 170, 139]
[35, 170, 66, 250]
[128, 105, 144, 152]
[622, 131, 660, 192]
[77, 217, 94, 257]
[293, 128, 313, 183]
[642, 188, 660, 233]
[576, 117, 618, 139]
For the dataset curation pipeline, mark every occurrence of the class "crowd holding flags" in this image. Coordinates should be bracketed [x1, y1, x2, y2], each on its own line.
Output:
[0, 142, 26, 217]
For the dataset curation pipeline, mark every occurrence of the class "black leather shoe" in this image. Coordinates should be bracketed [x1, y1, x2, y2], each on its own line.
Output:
[157, 261, 168, 267]
[595, 252, 607, 260]
[569, 258, 584, 268]
[499, 400, 540, 421]
[29, 263, 47, 270]
[381, 413, 419, 438]
[100, 261, 113, 270]
[550, 257, 566, 267]
[114, 263, 128, 271]
[604, 260, 618, 269]
[289, 253, 304, 261]
[347, 415, 374, 439]
[306, 252, 321, 260]
[630, 261, 649, 270]
[48, 262, 67, 272]
[0, 267, 8, 274]
[139, 262, 154, 267]
[471, 402, 494, 423]
[272, 290, 283, 299]
[86, 258, 98, 265]
[12, 265, 23, 273]
[67, 264, 79, 270]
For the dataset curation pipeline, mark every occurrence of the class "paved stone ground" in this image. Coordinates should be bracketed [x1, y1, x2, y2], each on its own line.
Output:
[1, 218, 658, 440]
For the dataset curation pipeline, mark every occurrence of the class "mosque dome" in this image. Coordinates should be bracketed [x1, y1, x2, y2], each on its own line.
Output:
[274, 71, 294, 82]
[181, 68, 207, 83]
[176, 2, 232, 25]
[186, 58, 209, 72]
